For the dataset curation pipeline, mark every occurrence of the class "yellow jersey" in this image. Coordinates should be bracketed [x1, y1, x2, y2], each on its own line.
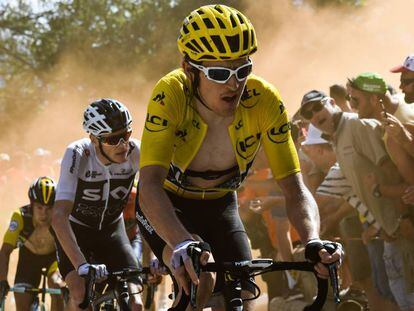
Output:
[140, 69, 300, 199]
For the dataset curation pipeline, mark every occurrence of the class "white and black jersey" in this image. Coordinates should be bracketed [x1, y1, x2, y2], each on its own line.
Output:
[56, 138, 140, 230]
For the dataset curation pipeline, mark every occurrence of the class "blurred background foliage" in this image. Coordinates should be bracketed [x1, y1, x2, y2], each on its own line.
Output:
[0, 0, 363, 138]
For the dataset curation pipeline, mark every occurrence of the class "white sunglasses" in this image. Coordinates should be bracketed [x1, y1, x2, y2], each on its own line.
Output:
[188, 59, 253, 84]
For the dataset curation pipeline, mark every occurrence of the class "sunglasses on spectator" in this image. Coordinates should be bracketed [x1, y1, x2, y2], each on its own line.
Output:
[99, 130, 132, 146]
[188, 59, 253, 84]
[300, 100, 325, 120]
[401, 78, 414, 86]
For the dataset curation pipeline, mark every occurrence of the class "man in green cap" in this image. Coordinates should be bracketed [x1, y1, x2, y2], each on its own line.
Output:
[347, 72, 414, 121]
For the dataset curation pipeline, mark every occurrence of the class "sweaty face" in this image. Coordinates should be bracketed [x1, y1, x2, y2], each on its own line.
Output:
[98, 129, 131, 163]
[32, 202, 52, 224]
[400, 71, 414, 104]
[197, 57, 250, 117]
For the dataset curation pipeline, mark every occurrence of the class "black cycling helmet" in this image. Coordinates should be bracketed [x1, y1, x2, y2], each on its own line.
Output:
[28, 176, 56, 206]
[83, 99, 132, 137]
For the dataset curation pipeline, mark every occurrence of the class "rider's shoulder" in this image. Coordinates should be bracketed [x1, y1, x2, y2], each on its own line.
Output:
[245, 74, 283, 103]
[65, 138, 92, 155]
[7, 208, 25, 230]
[153, 69, 191, 100]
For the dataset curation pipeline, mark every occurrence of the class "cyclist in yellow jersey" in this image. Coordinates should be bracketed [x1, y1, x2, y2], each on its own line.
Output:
[136, 5, 343, 310]
[0, 177, 65, 311]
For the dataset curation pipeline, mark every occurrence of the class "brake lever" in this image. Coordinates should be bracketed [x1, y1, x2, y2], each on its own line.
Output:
[324, 243, 341, 304]
[327, 263, 340, 304]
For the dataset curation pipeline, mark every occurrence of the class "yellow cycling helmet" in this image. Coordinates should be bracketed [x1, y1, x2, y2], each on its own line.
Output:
[177, 4, 257, 62]
[28, 176, 56, 206]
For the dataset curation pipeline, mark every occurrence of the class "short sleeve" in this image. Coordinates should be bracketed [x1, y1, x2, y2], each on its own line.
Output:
[2, 212, 23, 248]
[139, 74, 183, 170]
[55, 142, 82, 201]
[260, 88, 300, 180]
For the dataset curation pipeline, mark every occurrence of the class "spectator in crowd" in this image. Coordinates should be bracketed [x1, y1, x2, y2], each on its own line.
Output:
[300, 89, 414, 311]
[301, 124, 396, 310]
[391, 54, 414, 104]
[330, 84, 352, 112]
[347, 73, 414, 236]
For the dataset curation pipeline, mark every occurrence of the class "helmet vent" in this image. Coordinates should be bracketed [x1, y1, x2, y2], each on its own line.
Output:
[237, 14, 245, 24]
[242, 30, 249, 50]
[197, 9, 204, 15]
[213, 5, 223, 14]
[182, 24, 189, 34]
[191, 39, 203, 52]
[191, 21, 200, 31]
[203, 17, 214, 29]
[211, 35, 226, 53]
[226, 35, 240, 53]
[185, 42, 199, 53]
[200, 37, 213, 52]
[250, 30, 256, 46]
[216, 17, 226, 29]
[229, 14, 237, 28]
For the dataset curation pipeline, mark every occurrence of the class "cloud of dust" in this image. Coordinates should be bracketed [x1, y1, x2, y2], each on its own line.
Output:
[1, 0, 413, 209]
[245, 0, 414, 114]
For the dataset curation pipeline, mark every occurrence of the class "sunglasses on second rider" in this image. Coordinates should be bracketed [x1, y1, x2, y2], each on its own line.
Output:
[98, 130, 132, 146]
[188, 59, 253, 84]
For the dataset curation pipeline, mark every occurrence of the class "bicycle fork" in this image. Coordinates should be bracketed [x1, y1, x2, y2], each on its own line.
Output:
[223, 277, 243, 311]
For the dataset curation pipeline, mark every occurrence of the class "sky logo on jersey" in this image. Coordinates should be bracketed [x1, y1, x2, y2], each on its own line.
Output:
[145, 113, 169, 132]
[267, 122, 291, 144]
[236, 133, 261, 160]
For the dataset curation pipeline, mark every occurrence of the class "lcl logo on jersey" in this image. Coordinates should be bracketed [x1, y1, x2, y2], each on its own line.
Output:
[267, 122, 291, 144]
[240, 87, 260, 109]
[81, 186, 131, 201]
[236, 133, 261, 160]
[145, 113, 168, 132]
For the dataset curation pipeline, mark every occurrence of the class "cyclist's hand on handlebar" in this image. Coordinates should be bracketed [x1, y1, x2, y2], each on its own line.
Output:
[305, 239, 344, 279]
[170, 240, 210, 295]
[150, 258, 167, 276]
[77, 262, 108, 282]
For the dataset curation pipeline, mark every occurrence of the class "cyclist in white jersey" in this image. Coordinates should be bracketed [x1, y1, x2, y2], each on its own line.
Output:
[52, 99, 143, 311]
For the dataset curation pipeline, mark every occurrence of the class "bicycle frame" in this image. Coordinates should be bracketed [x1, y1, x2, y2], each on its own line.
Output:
[0, 267, 62, 311]
[0, 286, 61, 311]
[79, 267, 151, 310]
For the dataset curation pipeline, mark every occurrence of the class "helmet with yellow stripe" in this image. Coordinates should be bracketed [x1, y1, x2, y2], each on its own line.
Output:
[177, 4, 257, 61]
[28, 176, 56, 206]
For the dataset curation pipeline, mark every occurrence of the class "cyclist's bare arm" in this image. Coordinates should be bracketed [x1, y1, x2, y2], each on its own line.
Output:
[0, 243, 13, 280]
[52, 200, 87, 269]
[277, 172, 320, 243]
[139, 165, 193, 248]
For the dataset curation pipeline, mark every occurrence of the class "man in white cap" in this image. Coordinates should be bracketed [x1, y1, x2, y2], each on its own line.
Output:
[390, 54, 414, 104]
